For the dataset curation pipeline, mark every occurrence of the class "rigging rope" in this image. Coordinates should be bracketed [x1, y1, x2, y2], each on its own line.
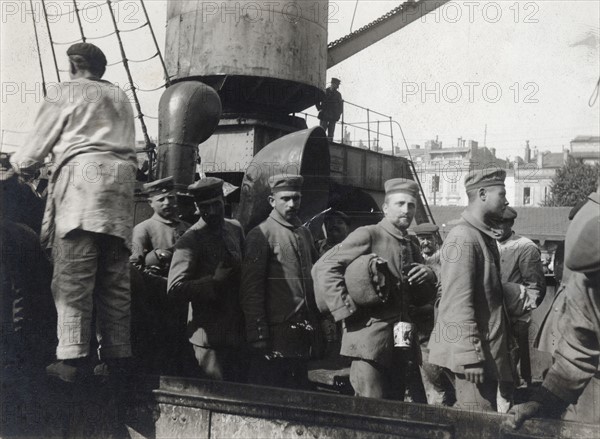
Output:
[41, 0, 62, 82]
[72, 0, 86, 42]
[30, 0, 47, 97]
[134, 83, 168, 92]
[140, 0, 171, 87]
[350, 0, 359, 33]
[128, 52, 158, 63]
[105, 0, 152, 148]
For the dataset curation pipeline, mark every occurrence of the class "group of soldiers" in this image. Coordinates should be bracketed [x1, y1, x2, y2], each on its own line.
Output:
[2, 41, 599, 431]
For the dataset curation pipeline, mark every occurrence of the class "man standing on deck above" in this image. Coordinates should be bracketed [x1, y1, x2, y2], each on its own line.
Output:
[10, 42, 137, 382]
[316, 78, 343, 142]
[428, 168, 514, 412]
[241, 174, 318, 389]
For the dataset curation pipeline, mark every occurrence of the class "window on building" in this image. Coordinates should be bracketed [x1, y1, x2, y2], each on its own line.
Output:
[523, 187, 531, 205]
[449, 180, 457, 194]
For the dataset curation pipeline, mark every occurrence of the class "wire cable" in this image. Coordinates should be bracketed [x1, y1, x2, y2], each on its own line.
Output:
[41, 0, 62, 82]
[30, 0, 47, 97]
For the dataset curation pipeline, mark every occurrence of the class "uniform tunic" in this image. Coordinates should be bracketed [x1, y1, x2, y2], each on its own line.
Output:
[534, 271, 600, 424]
[167, 219, 245, 348]
[428, 210, 514, 382]
[317, 87, 344, 122]
[313, 217, 431, 367]
[130, 213, 190, 263]
[241, 210, 317, 347]
[498, 233, 546, 320]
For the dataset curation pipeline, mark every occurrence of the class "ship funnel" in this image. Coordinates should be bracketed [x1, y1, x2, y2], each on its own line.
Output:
[157, 81, 222, 186]
[237, 126, 330, 232]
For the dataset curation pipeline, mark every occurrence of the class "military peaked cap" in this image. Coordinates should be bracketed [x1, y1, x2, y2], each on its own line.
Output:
[384, 178, 419, 198]
[188, 177, 224, 203]
[464, 168, 506, 192]
[268, 174, 304, 193]
[331, 77, 341, 84]
[143, 176, 175, 197]
[324, 210, 350, 225]
[413, 223, 439, 234]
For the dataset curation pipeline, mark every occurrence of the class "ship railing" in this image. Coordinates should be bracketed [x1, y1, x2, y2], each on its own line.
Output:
[294, 100, 397, 155]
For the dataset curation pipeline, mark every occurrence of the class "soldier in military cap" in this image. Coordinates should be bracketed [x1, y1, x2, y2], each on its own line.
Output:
[496, 206, 545, 406]
[167, 178, 246, 381]
[506, 186, 600, 428]
[10, 42, 137, 381]
[428, 168, 513, 412]
[129, 176, 191, 373]
[316, 210, 351, 257]
[313, 178, 436, 400]
[240, 174, 319, 389]
[411, 222, 455, 406]
[131, 176, 191, 271]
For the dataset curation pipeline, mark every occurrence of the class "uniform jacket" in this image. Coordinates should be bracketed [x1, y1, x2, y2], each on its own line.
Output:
[541, 271, 599, 404]
[240, 210, 318, 344]
[317, 87, 343, 122]
[167, 218, 244, 348]
[497, 232, 546, 321]
[428, 210, 514, 381]
[312, 218, 433, 366]
[10, 78, 137, 248]
[130, 213, 190, 263]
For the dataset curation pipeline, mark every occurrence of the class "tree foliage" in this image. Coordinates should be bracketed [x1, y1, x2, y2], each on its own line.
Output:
[543, 156, 599, 206]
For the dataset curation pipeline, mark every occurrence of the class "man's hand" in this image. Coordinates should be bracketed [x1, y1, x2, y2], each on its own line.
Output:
[407, 264, 434, 285]
[463, 363, 485, 384]
[212, 262, 233, 284]
[503, 401, 542, 430]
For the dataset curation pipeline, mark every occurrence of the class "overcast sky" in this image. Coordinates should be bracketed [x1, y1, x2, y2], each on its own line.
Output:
[2, 1, 599, 161]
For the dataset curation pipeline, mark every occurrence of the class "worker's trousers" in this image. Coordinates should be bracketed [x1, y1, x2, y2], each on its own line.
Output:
[52, 229, 131, 360]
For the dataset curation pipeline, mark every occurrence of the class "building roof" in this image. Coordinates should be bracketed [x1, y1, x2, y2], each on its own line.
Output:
[542, 152, 566, 168]
[571, 151, 600, 161]
[571, 135, 600, 143]
[420, 206, 573, 242]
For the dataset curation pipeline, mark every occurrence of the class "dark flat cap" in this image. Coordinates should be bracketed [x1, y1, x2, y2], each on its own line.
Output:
[464, 168, 506, 192]
[143, 176, 174, 196]
[413, 223, 439, 234]
[331, 77, 341, 84]
[268, 174, 303, 193]
[565, 193, 599, 273]
[188, 177, 224, 203]
[502, 206, 517, 220]
[67, 43, 107, 69]
[324, 210, 350, 225]
[384, 178, 419, 198]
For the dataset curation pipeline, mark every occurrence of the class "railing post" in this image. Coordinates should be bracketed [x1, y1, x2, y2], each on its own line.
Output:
[367, 109, 371, 150]
[389, 116, 394, 156]
[376, 120, 380, 152]
[340, 107, 345, 144]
